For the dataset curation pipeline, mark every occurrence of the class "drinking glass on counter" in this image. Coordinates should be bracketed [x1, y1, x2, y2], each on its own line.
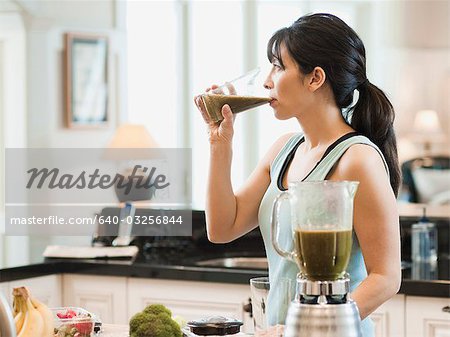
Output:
[250, 277, 292, 334]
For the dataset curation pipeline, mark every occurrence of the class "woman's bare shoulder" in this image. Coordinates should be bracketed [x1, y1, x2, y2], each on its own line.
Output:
[334, 143, 388, 180]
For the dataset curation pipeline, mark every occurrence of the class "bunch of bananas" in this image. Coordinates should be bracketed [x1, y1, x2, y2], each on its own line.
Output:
[12, 287, 53, 337]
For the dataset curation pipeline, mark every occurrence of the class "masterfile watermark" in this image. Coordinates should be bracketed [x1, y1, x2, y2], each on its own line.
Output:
[26, 164, 170, 195]
[5, 148, 192, 236]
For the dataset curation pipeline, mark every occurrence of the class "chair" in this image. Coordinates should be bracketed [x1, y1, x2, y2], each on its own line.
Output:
[401, 156, 450, 204]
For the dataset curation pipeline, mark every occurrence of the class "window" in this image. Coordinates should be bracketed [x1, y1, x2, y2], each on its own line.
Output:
[127, 1, 178, 148]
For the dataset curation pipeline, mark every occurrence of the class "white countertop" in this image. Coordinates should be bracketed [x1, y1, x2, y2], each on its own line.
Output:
[397, 202, 450, 218]
[100, 325, 251, 337]
[99, 324, 129, 337]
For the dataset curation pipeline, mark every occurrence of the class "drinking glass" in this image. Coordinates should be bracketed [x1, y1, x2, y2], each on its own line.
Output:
[200, 68, 271, 122]
[250, 277, 292, 333]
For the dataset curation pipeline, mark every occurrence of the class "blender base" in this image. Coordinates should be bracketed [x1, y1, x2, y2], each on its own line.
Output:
[284, 299, 362, 337]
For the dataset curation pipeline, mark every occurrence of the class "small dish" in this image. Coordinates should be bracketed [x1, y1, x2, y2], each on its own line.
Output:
[186, 316, 243, 336]
[51, 307, 96, 337]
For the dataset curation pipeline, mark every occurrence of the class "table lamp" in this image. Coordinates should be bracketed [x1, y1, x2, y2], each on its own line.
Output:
[106, 124, 161, 202]
[411, 109, 446, 156]
[104, 124, 160, 246]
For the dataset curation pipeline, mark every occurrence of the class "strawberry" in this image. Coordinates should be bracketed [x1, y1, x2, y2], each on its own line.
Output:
[57, 309, 78, 319]
[66, 309, 77, 318]
[75, 320, 93, 334]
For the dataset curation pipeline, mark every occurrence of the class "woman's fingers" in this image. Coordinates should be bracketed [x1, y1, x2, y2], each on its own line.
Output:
[221, 104, 232, 123]
[195, 84, 236, 127]
[223, 104, 236, 123]
[206, 84, 219, 93]
[194, 95, 212, 123]
[224, 82, 237, 95]
[220, 104, 236, 129]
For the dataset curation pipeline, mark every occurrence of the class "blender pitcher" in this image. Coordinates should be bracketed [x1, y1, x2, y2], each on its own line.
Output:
[271, 181, 359, 281]
[271, 181, 362, 337]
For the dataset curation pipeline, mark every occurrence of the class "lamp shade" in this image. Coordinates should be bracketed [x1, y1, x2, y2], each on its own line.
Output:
[107, 124, 159, 148]
[412, 110, 443, 134]
[104, 124, 161, 161]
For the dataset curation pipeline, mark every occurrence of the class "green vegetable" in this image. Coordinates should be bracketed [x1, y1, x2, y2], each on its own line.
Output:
[143, 304, 172, 317]
[129, 304, 182, 337]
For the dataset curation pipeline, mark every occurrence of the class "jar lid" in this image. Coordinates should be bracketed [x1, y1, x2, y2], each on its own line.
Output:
[186, 316, 243, 336]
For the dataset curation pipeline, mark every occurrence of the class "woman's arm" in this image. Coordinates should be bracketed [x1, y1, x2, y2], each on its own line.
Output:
[194, 95, 294, 243]
[206, 131, 295, 243]
[331, 144, 401, 319]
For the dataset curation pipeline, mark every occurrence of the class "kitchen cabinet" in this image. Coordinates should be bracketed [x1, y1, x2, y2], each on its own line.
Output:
[370, 294, 405, 337]
[1, 275, 61, 307]
[406, 296, 450, 337]
[62, 274, 128, 325]
[0, 282, 8, 296]
[127, 278, 253, 332]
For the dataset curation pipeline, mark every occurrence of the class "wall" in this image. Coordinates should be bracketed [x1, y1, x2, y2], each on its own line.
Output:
[21, 0, 128, 149]
[374, 1, 450, 159]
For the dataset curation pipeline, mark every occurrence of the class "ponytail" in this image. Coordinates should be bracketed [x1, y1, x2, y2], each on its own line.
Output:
[351, 82, 401, 196]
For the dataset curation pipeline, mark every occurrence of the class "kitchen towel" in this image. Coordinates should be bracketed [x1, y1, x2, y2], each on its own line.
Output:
[43, 245, 139, 259]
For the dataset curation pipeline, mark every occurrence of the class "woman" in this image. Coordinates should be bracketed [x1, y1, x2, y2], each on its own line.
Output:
[194, 13, 401, 337]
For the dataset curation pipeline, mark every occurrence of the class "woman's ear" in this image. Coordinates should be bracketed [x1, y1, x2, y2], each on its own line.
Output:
[307, 66, 326, 92]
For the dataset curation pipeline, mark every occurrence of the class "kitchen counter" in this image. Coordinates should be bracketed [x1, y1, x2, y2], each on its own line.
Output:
[98, 324, 252, 337]
[0, 253, 448, 298]
[99, 324, 129, 337]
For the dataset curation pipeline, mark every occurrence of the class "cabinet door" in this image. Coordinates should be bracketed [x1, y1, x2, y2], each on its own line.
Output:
[128, 278, 251, 323]
[63, 274, 127, 324]
[9, 275, 62, 307]
[0, 282, 9, 296]
[370, 294, 405, 337]
[406, 296, 450, 337]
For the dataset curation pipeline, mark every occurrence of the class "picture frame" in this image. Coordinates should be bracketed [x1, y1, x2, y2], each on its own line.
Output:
[64, 33, 109, 128]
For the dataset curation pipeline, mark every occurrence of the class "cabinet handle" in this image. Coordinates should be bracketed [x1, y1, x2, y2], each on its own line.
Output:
[442, 306, 450, 313]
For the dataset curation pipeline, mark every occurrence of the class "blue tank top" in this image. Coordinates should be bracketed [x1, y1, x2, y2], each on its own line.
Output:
[258, 132, 388, 337]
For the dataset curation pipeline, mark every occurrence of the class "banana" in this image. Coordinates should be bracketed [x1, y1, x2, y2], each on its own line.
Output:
[17, 297, 44, 337]
[13, 287, 44, 337]
[14, 297, 26, 334]
[31, 296, 54, 337]
[13, 294, 21, 317]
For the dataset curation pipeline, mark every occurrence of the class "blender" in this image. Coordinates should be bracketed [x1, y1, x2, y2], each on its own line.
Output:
[271, 181, 362, 337]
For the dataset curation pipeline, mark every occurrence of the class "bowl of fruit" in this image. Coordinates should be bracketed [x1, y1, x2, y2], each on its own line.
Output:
[52, 307, 96, 337]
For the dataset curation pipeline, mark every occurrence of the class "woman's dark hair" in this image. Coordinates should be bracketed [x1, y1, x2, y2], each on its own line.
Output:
[267, 13, 401, 196]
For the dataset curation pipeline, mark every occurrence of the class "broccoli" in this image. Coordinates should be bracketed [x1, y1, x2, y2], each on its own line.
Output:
[143, 304, 172, 317]
[129, 304, 182, 337]
[129, 312, 148, 333]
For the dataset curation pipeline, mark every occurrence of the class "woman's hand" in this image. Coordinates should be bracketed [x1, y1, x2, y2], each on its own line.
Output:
[194, 85, 235, 145]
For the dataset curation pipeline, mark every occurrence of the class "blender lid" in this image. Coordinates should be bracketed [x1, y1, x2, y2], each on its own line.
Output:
[186, 316, 243, 335]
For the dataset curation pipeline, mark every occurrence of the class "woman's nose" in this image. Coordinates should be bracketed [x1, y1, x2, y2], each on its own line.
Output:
[263, 75, 273, 90]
